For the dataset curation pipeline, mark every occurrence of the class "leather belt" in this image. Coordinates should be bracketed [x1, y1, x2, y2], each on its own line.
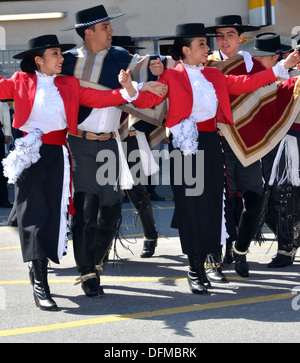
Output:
[128, 130, 137, 137]
[74, 129, 116, 141]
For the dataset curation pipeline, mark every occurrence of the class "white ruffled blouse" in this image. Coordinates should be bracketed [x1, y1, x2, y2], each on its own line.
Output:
[20, 71, 67, 134]
[170, 62, 218, 156]
[184, 62, 218, 121]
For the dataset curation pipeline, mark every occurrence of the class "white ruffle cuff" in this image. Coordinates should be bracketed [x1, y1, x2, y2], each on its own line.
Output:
[2, 128, 43, 183]
[120, 81, 140, 102]
[272, 60, 290, 79]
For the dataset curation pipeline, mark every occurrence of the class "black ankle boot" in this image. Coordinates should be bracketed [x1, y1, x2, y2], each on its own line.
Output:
[268, 247, 298, 268]
[31, 259, 58, 311]
[205, 254, 228, 283]
[232, 246, 249, 278]
[75, 269, 104, 298]
[187, 255, 210, 294]
[140, 239, 157, 258]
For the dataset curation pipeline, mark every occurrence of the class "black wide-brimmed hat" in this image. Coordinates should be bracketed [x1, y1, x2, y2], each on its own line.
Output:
[160, 23, 216, 40]
[239, 32, 293, 56]
[206, 15, 260, 33]
[62, 4, 125, 31]
[13, 34, 76, 59]
[112, 36, 145, 50]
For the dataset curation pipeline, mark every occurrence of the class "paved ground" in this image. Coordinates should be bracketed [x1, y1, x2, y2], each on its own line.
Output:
[0, 185, 300, 347]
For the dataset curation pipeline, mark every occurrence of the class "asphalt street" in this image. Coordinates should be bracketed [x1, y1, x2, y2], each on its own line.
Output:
[0, 184, 300, 346]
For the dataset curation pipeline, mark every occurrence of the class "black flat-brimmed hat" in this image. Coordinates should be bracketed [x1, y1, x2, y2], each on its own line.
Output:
[13, 34, 76, 59]
[112, 36, 145, 50]
[206, 15, 260, 33]
[160, 23, 216, 40]
[62, 4, 125, 31]
[239, 32, 293, 56]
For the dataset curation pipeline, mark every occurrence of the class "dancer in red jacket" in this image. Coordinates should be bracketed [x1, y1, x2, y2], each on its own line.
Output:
[0, 34, 163, 311]
[120, 23, 300, 295]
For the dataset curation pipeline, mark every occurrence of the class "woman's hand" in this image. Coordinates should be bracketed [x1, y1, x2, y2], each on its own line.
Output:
[283, 49, 300, 69]
[141, 81, 168, 98]
[118, 69, 137, 98]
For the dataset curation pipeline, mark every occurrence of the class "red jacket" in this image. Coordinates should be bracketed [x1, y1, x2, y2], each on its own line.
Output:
[133, 63, 277, 128]
[0, 72, 126, 135]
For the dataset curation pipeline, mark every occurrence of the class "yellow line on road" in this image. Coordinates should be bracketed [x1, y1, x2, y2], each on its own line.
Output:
[0, 276, 187, 285]
[0, 292, 293, 338]
[0, 275, 246, 285]
[0, 234, 171, 251]
[0, 246, 20, 250]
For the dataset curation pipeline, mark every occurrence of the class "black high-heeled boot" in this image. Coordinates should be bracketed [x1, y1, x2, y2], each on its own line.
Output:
[31, 259, 58, 311]
[187, 255, 210, 294]
[205, 253, 228, 283]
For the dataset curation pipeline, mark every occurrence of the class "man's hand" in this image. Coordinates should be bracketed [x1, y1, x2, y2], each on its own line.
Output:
[149, 58, 164, 76]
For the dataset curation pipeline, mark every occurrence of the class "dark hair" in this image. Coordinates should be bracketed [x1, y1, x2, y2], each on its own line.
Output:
[76, 24, 96, 40]
[170, 37, 193, 60]
[235, 26, 244, 36]
[277, 52, 284, 62]
[216, 26, 244, 37]
[20, 48, 46, 74]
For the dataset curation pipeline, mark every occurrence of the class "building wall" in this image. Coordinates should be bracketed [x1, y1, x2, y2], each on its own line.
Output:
[0, 0, 299, 62]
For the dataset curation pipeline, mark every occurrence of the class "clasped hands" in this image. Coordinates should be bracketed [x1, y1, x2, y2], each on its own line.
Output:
[118, 69, 168, 98]
[283, 48, 300, 69]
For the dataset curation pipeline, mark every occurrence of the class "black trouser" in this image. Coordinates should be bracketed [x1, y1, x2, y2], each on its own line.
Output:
[262, 138, 300, 252]
[126, 184, 158, 242]
[221, 137, 265, 253]
[72, 192, 122, 274]
[266, 185, 300, 252]
[235, 190, 270, 253]
[123, 134, 158, 243]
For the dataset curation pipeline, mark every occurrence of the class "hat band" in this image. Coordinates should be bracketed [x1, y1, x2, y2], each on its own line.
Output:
[75, 16, 110, 28]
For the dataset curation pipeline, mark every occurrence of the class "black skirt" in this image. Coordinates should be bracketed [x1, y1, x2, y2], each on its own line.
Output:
[170, 131, 236, 256]
[14, 144, 67, 263]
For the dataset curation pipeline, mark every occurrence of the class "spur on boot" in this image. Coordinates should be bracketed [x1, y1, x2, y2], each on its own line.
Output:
[31, 259, 58, 311]
[75, 270, 104, 298]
